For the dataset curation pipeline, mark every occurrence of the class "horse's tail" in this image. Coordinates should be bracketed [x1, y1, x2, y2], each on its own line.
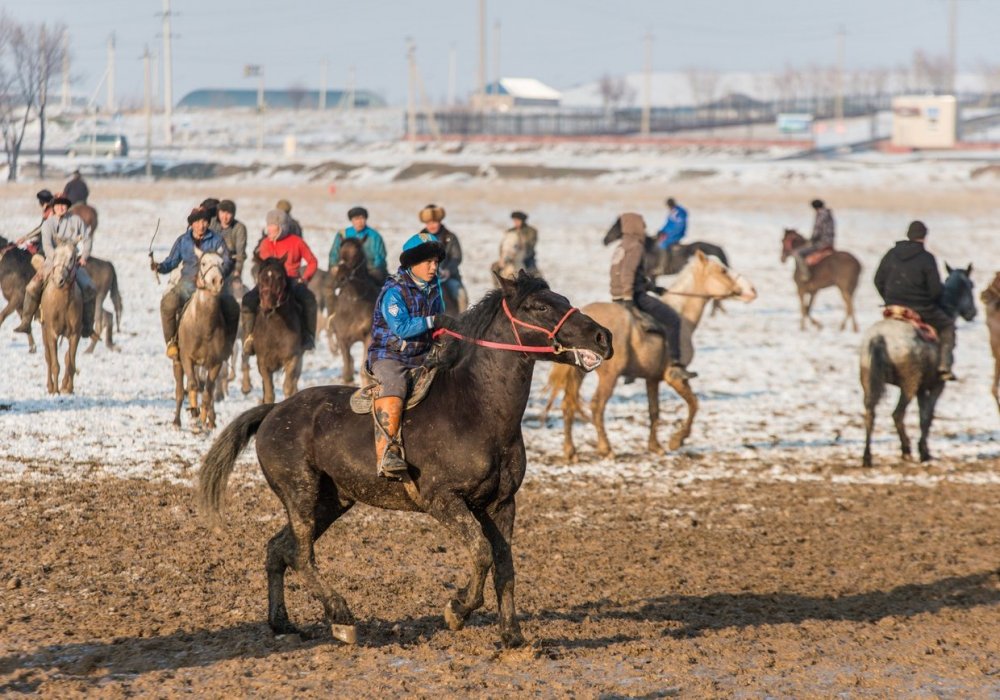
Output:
[109, 267, 123, 332]
[197, 403, 276, 527]
[864, 335, 889, 409]
[543, 363, 589, 424]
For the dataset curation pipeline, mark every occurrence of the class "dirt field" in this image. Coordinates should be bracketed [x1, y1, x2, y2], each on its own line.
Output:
[1, 461, 999, 697]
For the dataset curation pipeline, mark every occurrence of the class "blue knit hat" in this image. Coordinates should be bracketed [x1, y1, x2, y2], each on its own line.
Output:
[400, 232, 446, 268]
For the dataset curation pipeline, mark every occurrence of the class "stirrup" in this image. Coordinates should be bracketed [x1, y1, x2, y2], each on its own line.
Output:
[668, 365, 697, 381]
[938, 369, 957, 382]
[377, 447, 409, 480]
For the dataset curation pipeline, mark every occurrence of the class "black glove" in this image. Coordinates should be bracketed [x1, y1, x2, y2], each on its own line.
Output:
[653, 286, 667, 295]
[432, 314, 458, 331]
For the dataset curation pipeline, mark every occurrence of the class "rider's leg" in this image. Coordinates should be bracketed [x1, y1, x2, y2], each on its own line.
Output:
[635, 292, 697, 381]
[370, 359, 410, 480]
[241, 287, 260, 355]
[445, 277, 468, 312]
[793, 246, 815, 281]
[218, 293, 241, 352]
[13, 273, 44, 333]
[924, 309, 957, 380]
[293, 282, 317, 350]
[77, 265, 97, 337]
[160, 285, 188, 359]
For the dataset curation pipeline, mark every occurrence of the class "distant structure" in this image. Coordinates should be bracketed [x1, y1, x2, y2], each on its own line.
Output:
[471, 78, 561, 110]
[177, 88, 386, 110]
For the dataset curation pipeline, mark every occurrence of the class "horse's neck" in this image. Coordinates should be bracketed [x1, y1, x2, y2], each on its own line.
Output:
[664, 269, 711, 326]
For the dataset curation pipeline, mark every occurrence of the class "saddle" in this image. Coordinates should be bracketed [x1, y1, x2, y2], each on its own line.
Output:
[618, 301, 665, 337]
[349, 365, 439, 414]
[883, 305, 938, 343]
[805, 247, 834, 267]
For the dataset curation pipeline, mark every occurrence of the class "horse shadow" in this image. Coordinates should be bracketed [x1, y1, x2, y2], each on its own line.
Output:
[2, 570, 996, 688]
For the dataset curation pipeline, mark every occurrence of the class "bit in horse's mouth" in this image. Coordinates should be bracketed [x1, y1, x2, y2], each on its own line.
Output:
[573, 349, 603, 371]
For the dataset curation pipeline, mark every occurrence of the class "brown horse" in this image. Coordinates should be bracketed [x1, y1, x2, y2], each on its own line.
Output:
[546, 251, 756, 460]
[322, 238, 379, 383]
[983, 272, 1000, 415]
[40, 243, 83, 394]
[173, 250, 233, 431]
[68, 203, 97, 234]
[244, 256, 303, 404]
[781, 229, 862, 331]
[82, 256, 121, 354]
[0, 236, 37, 353]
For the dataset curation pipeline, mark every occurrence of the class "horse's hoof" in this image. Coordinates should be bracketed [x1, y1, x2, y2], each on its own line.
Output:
[668, 437, 684, 451]
[444, 600, 465, 631]
[330, 623, 357, 644]
[862, 457, 872, 468]
[648, 442, 665, 456]
[500, 629, 526, 649]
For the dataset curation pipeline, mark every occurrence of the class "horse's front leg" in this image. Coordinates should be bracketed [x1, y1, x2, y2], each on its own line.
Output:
[282, 354, 302, 399]
[203, 363, 222, 429]
[592, 370, 617, 457]
[804, 290, 822, 329]
[172, 360, 184, 427]
[43, 332, 57, 394]
[339, 337, 354, 384]
[260, 360, 276, 404]
[992, 355, 1000, 415]
[483, 497, 525, 648]
[797, 285, 809, 331]
[182, 357, 200, 425]
[645, 378, 663, 455]
[240, 350, 252, 395]
[61, 332, 80, 394]
[26, 327, 36, 354]
[665, 373, 698, 451]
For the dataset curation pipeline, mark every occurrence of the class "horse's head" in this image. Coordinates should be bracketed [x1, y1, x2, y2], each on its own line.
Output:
[602, 217, 623, 246]
[49, 242, 78, 289]
[333, 238, 367, 285]
[684, 249, 757, 302]
[194, 247, 225, 295]
[943, 263, 977, 322]
[494, 270, 613, 370]
[981, 272, 1000, 307]
[258, 255, 289, 311]
[780, 228, 804, 262]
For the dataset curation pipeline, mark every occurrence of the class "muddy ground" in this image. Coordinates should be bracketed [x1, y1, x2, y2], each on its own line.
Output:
[1, 462, 999, 697]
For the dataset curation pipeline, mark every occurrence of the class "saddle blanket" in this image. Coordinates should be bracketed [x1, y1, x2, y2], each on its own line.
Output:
[350, 365, 439, 414]
[883, 305, 938, 343]
[805, 247, 834, 267]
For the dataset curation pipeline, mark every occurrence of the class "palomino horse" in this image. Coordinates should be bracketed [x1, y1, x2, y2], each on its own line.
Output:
[242, 256, 303, 404]
[0, 236, 37, 353]
[40, 243, 84, 394]
[546, 250, 756, 461]
[983, 272, 1000, 415]
[860, 264, 977, 466]
[198, 272, 612, 648]
[323, 238, 379, 383]
[781, 229, 862, 331]
[173, 250, 235, 431]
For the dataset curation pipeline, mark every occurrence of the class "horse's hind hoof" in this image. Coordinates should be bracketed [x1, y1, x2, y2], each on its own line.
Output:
[330, 623, 357, 644]
[444, 600, 465, 631]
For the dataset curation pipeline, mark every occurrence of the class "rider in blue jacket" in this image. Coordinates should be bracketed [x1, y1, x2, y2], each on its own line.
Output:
[657, 197, 688, 250]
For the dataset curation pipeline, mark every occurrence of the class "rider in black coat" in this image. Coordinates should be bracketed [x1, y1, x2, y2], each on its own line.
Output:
[873, 221, 956, 380]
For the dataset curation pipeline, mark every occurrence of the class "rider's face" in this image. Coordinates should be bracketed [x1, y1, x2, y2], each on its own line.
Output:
[410, 258, 439, 283]
[218, 210, 233, 227]
[53, 203, 68, 217]
[351, 215, 367, 231]
[266, 223, 281, 241]
[424, 220, 441, 234]
[191, 219, 208, 238]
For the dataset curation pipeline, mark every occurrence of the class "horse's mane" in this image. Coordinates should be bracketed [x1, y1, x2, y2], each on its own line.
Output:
[0, 235, 9, 247]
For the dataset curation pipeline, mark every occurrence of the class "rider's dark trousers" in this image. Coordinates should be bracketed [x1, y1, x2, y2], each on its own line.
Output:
[917, 306, 956, 373]
[635, 291, 683, 365]
[241, 281, 317, 340]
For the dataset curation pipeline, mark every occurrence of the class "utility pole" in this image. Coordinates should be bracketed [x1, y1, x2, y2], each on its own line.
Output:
[492, 20, 501, 88]
[60, 28, 70, 111]
[151, 50, 159, 107]
[835, 25, 845, 125]
[447, 45, 457, 106]
[319, 58, 327, 110]
[947, 0, 958, 94]
[106, 33, 116, 113]
[144, 45, 152, 178]
[407, 39, 417, 140]
[162, 0, 173, 145]
[478, 0, 487, 104]
[257, 69, 265, 151]
[345, 64, 356, 110]
[641, 32, 652, 136]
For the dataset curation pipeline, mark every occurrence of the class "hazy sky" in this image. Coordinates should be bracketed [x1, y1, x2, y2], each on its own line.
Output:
[4, 0, 995, 107]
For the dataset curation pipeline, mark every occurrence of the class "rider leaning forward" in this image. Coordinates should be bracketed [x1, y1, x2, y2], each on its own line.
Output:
[241, 208, 319, 354]
[15, 193, 98, 338]
[152, 207, 239, 360]
[367, 232, 457, 480]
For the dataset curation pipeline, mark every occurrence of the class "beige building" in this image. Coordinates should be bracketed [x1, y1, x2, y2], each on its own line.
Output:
[891, 96, 958, 149]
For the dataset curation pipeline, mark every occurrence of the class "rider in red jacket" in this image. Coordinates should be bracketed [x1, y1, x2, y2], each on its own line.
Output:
[241, 209, 319, 353]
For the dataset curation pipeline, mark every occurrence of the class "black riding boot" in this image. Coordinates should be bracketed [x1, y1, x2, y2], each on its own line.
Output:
[80, 284, 97, 337]
[937, 325, 957, 381]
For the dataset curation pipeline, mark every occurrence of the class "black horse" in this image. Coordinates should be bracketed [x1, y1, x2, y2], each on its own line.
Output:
[603, 217, 729, 277]
[198, 272, 612, 648]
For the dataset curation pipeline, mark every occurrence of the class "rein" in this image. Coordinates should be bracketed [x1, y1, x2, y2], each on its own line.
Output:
[432, 298, 579, 355]
[661, 289, 738, 300]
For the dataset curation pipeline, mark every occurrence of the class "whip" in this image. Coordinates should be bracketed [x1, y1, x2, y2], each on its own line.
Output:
[148, 218, 161, 285]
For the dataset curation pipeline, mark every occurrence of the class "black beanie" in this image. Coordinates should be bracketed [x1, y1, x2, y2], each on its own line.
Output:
[37, 189, 53, 205]
[811, 199, 824, 209]
[347, 206, 368, 220]
[188, 207, 211, 225]
[906, 221, 928, 241]
[510, 210, 527, 222]
[218, 199, 236, 214]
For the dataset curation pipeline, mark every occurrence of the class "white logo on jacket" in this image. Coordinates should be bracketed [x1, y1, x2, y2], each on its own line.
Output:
[388, 303, 400, 317]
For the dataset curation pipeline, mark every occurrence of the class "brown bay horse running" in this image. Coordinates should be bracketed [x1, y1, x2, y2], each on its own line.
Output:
[0, 236, 37, 353]
[40, 243, 84, 394]
[198, 272, 612, 648]
[322, 238, 378, 383]
[982, 272, 1000, 415]
[781, 229, 861, 331]
[546, 251, 756, 460]
[243, 256, 304, 404]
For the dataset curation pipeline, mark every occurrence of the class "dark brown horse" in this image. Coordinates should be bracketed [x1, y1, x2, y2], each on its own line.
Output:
[82, 256, 122, 354]
[781, 229, 862, 331]
[244, 256, 303, 404]
[982, 272, 1000, 415]
[322, 238, 379, 383]
[198, 272, 612, 648]
[0, 236, 37, 353]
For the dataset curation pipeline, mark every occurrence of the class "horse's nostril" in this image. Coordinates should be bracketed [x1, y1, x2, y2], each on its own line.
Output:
[595, 331, 607, 347]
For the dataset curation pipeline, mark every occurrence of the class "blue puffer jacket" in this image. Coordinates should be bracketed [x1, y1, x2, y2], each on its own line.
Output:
[368, 268, 443, 368]
[657, 205, 688, 249]
[156, 229, 234, 282]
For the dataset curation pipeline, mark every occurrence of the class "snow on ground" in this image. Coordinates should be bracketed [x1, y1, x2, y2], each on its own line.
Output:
[0, 157, 998, 490]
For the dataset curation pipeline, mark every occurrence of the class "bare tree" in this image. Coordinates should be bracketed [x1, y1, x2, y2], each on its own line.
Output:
[597, 73, 628, 114]
[30, 23, 67, 179]
[0, 15, 40, 182]
[912, 50, 950, 94]
[684, 66, 719, 107]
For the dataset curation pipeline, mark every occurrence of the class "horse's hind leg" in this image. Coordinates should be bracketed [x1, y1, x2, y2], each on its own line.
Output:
[992, 355, 1000, 415]
[645, 378, 664, 455]
[891, 392, 912, 460]
[917, 384, 944, 462]
[839, 284, 858, 332]
[804, 292, 822, 329]
[480, 497, 525, 648]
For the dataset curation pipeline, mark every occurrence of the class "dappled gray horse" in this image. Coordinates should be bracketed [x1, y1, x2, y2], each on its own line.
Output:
[860, 265, 977, 466]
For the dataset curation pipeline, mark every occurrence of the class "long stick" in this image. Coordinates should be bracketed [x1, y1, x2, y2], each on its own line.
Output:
[148, 218, 161, 285]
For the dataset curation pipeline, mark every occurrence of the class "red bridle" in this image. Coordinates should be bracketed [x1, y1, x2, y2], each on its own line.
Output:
[432, 298, 579, 354]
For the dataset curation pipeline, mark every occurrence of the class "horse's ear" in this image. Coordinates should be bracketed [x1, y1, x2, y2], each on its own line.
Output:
[280, 253, 288, 264]
[945, 262, 953, 274]
[966, 263, 973, 275]
[494, 271, 516, 297]
[695, 248, 707, 263]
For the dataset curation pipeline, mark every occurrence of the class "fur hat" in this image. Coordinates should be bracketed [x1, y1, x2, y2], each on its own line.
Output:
[51, 194, 72, 208]
[419, 204, 445, 223]
[218, 199, 236, 215]
[906, 220, 928, 241]
[275, 199, 292, 213]
[347, 206, 368, 220]
[811, 199, 825, 210]
[510, 210, 527, 222]
[400, 232, 446, 268]
[265, 209, 289, 232]
[37, 189, 53, 206]
[187, 207, 211, 225]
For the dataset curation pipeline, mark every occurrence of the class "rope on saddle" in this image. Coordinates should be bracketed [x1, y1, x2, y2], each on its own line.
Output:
[883, 305, 938, 343]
